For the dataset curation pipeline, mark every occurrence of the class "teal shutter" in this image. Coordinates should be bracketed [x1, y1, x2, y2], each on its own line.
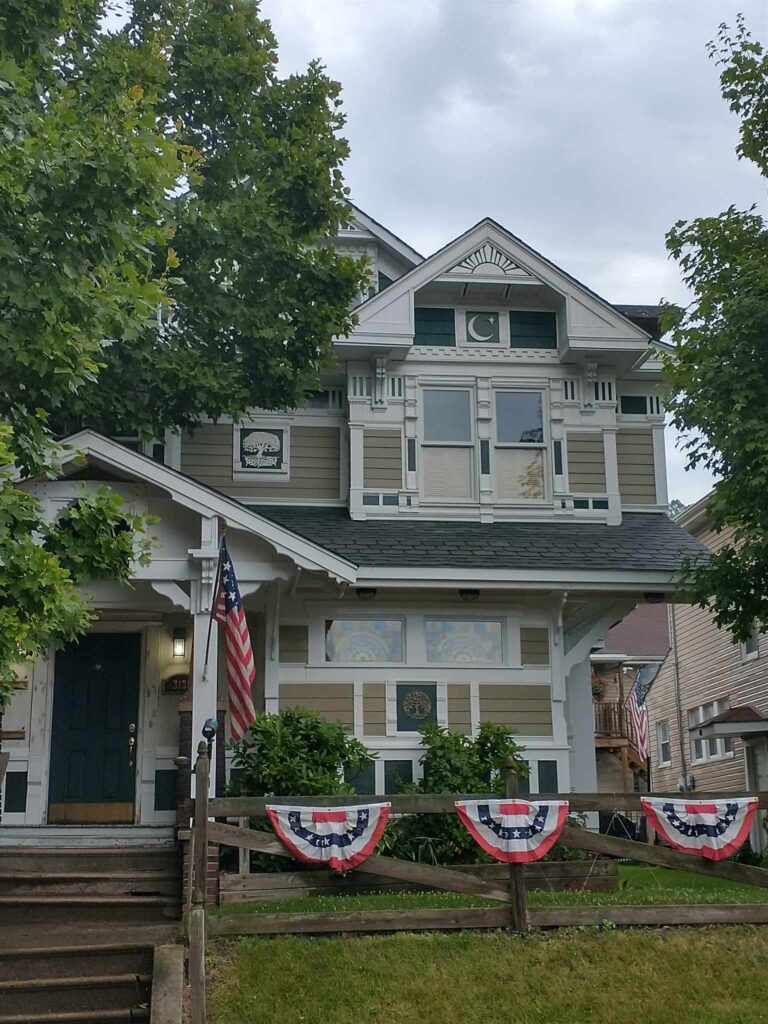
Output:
[509, 311, 558, 349]
[414, 307, 456, 347]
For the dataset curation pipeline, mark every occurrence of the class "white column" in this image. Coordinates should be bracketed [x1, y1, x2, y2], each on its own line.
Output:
[652, 423, 668, 506]
[190, 515, 220, 797]
[349, 422, 365, 520]
[603, 427, 621, 525]
[564, 655, 598, 813]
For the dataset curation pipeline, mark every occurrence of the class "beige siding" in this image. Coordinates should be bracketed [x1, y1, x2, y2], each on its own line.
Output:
[279, 625, 308, 664]
[566, 433, 606, 493]
[180, 423, 341, 500]
[520, 627, 550, 666]
[279, 683, 354, 729]
[647, 525, 757, 794]
[363, 683, 386, 736]
[617, 429, 656, 505]
[478, 684, 553, 735]
[363, 430, 402, 489]
[447, 683, 472, 734]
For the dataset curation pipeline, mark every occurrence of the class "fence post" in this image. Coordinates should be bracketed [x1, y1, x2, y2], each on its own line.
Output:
[189, 741, 209, 1024]
[505, 756, 528, 932]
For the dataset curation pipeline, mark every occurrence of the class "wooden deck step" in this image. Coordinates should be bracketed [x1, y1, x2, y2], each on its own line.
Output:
[0, 895, 180, 925]
[0, 944, 153, 983]
[0, 1009, 149, 1024]
[0, 872, 178, 897]
[0, 973, 151, 1016]
[0, 846, 178, 874]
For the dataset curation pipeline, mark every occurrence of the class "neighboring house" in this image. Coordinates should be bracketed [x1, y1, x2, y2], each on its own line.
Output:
[647, 495, 768, 850]
[0, 207, 703, 839]
[591, 602, 670, 792]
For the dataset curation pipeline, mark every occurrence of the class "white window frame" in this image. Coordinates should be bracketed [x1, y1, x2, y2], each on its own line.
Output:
[419, 384, 477, 503]
[233, 418, 291, 481]
[424, 617, 505, 667]
[688, 698, 734, 763]
[323, 616, 406, 667]
[741, 625, 760, 663]
[656, 720, 671, 767]
[491, 385, 550, 504]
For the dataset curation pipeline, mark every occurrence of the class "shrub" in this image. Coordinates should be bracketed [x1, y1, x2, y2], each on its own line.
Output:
[382, 723, 528, 865]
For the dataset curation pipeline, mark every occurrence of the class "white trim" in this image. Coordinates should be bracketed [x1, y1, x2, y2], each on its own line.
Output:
[348, 205, 424, 268]
[354, 566, 680, 590]
[58, 431, 356, 582]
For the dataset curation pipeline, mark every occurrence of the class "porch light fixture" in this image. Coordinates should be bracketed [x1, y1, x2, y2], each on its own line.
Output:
[172, 627, 187, 659]
[459, 589, 480, 602]
[356, 587, 377, 600]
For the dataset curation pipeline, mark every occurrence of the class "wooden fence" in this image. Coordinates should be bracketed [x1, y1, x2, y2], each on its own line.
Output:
[184, 743, 768, 1024]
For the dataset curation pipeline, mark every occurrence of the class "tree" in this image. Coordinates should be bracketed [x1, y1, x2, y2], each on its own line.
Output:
[662, 14, 768, 641]
[0, 0, 365, 703]
[667, 498, 687, 519]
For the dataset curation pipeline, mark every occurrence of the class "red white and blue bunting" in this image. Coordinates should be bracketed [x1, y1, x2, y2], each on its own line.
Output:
[641, 797, 758, 862]
[454, 799, 570, 863]
[266, 803, 391, 873]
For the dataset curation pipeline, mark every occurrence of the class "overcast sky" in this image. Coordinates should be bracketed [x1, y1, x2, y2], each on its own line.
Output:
[262, 0, 768, 506]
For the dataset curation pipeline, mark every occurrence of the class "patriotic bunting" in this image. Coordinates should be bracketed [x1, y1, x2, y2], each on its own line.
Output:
[641, 797, 758, 861]
[455, 799, 570, 863]
[266, 803, 391, 872]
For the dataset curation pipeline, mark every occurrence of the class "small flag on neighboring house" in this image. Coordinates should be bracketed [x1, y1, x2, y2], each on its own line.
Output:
[629, 675, 650, 760]
[214, 539, 256, 741]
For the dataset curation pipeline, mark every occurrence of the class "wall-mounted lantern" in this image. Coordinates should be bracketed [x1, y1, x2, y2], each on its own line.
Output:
[172, 627, 187, 659]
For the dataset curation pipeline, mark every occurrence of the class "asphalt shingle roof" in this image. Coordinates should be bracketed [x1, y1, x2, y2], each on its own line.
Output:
[255, 507, 706, 572]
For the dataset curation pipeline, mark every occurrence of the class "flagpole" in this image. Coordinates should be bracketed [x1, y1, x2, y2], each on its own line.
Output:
[202, 527, 225, 683]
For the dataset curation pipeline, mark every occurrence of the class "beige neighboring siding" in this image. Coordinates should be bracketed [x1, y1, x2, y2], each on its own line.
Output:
[447, 683, 472, 734]
[279, 625, 308, 664]
[617, 429, 656, 505]
[648, 525, 756, 793]
[478, 685, 553, 735]
[520, 627, 550, 666]
[363, 430, 402, 489]
[279, 684, 354, 729]
[363, 683, 386, 736]
[180, 423, 341, 500]
[566, 433, 606, 493]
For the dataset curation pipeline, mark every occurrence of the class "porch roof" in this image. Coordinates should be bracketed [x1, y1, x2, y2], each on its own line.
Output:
[698, 706, 768, 738]
[256, 506, 706, 575]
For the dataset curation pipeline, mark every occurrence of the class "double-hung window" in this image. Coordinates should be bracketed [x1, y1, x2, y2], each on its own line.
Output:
[421, 388, 474, 500]
[688, 698, 733, 763]
[494, 391, 546, 500]
[656, 720, 671, 767]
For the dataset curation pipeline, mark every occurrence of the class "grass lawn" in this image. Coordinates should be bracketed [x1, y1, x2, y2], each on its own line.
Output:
[213, 863, 768, 915]
[208, 925, 768, 1023]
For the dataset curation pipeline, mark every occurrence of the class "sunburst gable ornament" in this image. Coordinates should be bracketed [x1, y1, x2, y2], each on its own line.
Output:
[450, 243, 521, 277]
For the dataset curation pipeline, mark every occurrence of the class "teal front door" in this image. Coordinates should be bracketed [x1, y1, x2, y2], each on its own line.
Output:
[48, 633, 141, 824]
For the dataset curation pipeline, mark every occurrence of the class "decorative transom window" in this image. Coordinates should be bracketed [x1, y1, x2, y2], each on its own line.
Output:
[233, 422, 290, 479]
[493, 391, 546, 501]
[619, 394, 662, 416]
[425, 620, 503, 664]
[325, 619, 403, 663]
[688, 698, 733, 763]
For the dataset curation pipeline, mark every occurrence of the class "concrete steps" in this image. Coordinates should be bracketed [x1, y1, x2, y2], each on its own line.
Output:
[0, 845, 182, 1022]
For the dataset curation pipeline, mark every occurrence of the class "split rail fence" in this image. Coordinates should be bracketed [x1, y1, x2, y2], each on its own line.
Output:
[184, 742, 768, 1024]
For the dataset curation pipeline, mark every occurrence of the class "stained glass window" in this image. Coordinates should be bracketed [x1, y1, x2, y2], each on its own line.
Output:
[325, 619, 403, 663]
[425, 620, 503, 664]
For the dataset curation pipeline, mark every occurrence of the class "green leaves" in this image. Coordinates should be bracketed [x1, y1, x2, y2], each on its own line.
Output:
[663, 17, 768, 640]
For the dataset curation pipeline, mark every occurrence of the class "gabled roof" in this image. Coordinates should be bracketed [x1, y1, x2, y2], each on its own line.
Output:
[346, 204, 424, 268]
[52, 432, 357, 583]
[351, 217, 652, 350]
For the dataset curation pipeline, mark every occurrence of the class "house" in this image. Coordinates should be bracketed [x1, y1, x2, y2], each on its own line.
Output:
[0, 207, 703, 840]
[591, 602, 670, 792]
[647, 495, 768, 848]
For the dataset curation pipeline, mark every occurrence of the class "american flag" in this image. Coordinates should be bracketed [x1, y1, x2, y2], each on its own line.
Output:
[629, 674, 650, 760]
[214, 539, 256, 741]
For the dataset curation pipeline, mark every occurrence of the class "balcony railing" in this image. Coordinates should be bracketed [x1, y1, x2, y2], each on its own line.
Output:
[594, 700, 631, 739]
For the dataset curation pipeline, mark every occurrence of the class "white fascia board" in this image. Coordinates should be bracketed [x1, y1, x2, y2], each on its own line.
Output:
[60, 430, 357, 583]
[591, 653, 666, 664]
[353, 566, 678, 590]
[348, 205, 424, 267]
[354, 219, 650, 346]
[698, 721, 768, 738]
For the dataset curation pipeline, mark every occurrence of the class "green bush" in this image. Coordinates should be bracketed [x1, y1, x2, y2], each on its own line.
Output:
[228, 706, 373, 797]
[381, 723, 528, 865]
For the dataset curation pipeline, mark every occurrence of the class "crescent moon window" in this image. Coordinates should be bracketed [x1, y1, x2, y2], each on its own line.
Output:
[465, 312, 500, 344]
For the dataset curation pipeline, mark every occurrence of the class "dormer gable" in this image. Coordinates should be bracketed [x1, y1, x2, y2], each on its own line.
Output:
[339, 219, 651, 370]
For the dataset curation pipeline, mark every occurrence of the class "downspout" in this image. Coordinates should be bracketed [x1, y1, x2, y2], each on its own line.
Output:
[669, 602, 690, 789]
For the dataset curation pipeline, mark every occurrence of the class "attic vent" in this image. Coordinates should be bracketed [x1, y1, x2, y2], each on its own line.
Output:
[593, 380, 614, 403]
[351, 376, 372, 398]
